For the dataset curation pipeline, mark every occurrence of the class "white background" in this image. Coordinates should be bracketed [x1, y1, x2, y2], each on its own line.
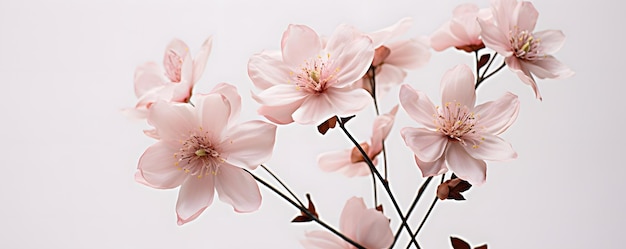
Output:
[0, 0, 622, 248]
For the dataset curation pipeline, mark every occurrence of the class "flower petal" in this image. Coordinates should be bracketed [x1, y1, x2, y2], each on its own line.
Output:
[385, 38, 430, 70]
[355, 209, 393, 249]
[257, 103, 300, 124]
[414, 155, 448, 177]
[523, 56, 574, 80]
[252, 84, 308, 106]
[318, 149, 351, 173]
[147, 101, 196, 142]
[477, 19, 513, 57]
[373, 65, 406, 99]
[368, 17, 413, 47]
[207, 83, 242, 122]
[332, 35, 374, 88]
[440, 64, 476, 108]
[198, 93, 231, 139]
[464, 134, 517, 161]
[474, 92, 520, 135]
[534, 30, 565, 55]
[340, 197, 367, 238]
[370, 105, 398, 155]
[399, 84, 438, 130]
[134, 62, 166, 97]
[281, 24, 321, 66]
[176, 176, 215, 225]
[192, 36, 213, 83]
[137, 142, 186, 189]
[214, 164, 262, 213]
[291, 95, 335, 125]
[301, 231, 347, 249]
[248, 51, 291, 90]
[324, 87, 371, 117]
[515, 2, 539, 32]
[445, 143, 486, 185]
[221, 120, 277, 170]
[505, 56, 542, 100]
[401, 127, 447, 162]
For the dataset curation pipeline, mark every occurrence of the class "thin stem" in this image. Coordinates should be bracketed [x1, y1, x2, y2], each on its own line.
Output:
[244, 168, 365, 249]
[405, 175, 446, 248]
[474, 50, 480, 83]
[260, 164, 304, 208]
[392, 176, 433, 245]
[479, 53, 498, 81]
[478, 61, 506, 87]
[371, 167, 378, 208]
[337, 119, 420, 248]
[369, 66, 381, 116]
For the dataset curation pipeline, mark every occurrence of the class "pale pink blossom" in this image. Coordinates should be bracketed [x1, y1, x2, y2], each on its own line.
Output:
[130, 37, 213, 118]
[478, 0, 573, 99]
[359, 18, 431, 99]
[135, 87, 277, 225]
[430, 3, 492, 52]
[318, 106, 398, 177]
[399, 65, 519, 185]
[301, 197, 393, 249]
[248, 24, 374, 125]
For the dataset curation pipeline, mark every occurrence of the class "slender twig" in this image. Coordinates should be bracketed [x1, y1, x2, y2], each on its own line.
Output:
[391, 176, 433, 246]
[244, 168, 366, 249]
[479, 52, 498, 81]
[477, 61, 506, 87]
[260, 164, 304, 208]
[369, 66, 381, 116]
[336, 119, 420, 248]
[404, 175, 446, 249]
[474, 50, 481, 82]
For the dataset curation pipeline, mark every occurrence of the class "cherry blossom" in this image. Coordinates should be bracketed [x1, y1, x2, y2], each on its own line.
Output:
[130, 37, 213, 118]
[478, 0, 573, 99]
[248, 24, 374, 125]
[430, 3, 492, 52]
[399, 65, 519, 185]
[135, 87, 277, 225]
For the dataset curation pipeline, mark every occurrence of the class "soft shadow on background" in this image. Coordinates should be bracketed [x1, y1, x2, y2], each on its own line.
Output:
[0, 0, 623, 248]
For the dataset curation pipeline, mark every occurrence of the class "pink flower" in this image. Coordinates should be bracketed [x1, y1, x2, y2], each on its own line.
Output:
[430, 3, 492, 52]
[359, 18, 431, 99]
[399, 65, 519, 185]
[130, 37, 213, 118]
[248, 24, 374, 125]
[301, 197, 393, 249]
[135, 86, 277, 225]
[317, 105, 398, 177]
[478, 0, 573, 99]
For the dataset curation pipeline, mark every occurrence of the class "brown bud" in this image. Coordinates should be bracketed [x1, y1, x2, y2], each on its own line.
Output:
[437, 178, 472, 200]
[372, 46, 391, 67]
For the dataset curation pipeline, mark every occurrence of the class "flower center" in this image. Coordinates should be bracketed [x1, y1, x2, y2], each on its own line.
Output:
[509, 27, 543, 61]
[164, 49, 183, 82]
[292, 54, 340, 94]
[174, 131, 224, 178]
[435, 101, 480, 146]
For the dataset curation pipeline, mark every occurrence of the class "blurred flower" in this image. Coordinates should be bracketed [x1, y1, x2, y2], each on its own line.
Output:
[129, 37, 213, 118]
[248, 24, 374, 125]
[317, 106, 398, 177]
[478, 0, 573, 99]
[358, 18, 431, 99]
[135, 87, 277, 225]
[430, 3, 492, 52]
[400, 65, 519, 185]
[301, 197, 393, 249]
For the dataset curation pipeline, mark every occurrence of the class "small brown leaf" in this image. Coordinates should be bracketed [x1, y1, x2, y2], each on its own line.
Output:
[450, 237, 471, 249]
[475, 245, 488, 249]
[437, 178, 472, 201]
[477, 54, 491, 69]
[291, 193, 319, 223]
[317, 116, 338, 135]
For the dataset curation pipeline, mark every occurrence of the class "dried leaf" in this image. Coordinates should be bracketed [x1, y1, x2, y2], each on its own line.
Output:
[477, 54, 491, 69]
[291, 193, 319, 223]
[317, 116, 338, 135]
[340, 115, 355, 124]
[475, 245, 488, 249]
[450, 237, 471, 249]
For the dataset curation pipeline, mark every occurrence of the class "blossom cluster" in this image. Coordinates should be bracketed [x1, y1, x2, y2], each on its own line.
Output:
[126, 0, 571, 247]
